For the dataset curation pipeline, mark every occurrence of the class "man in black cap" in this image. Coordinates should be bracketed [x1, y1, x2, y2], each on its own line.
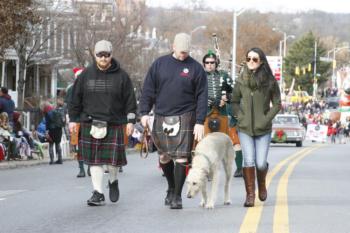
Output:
[68, 40, 137, 206]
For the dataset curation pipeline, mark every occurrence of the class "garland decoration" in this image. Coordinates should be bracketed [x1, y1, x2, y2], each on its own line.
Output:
[273, 129, 287, 142]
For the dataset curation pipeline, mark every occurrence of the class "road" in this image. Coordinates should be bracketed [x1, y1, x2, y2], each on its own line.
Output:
[0, 141, 350, 233]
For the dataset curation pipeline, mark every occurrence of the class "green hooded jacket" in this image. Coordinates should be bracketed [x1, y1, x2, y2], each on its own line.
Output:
[231, 66, 281, 136]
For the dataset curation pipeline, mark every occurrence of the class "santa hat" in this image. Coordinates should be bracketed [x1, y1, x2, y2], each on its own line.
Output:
[73, 67, 84, 78]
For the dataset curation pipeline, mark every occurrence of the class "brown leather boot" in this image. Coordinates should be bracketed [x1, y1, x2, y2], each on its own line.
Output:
[243, 167, 256, 207]
[257, 163, 268, 202]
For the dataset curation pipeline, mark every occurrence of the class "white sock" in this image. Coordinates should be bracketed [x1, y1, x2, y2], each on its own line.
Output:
[90, 165, 104, 194]
[107, 165, 118, 183]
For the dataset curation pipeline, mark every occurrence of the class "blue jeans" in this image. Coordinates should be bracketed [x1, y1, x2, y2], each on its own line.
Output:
[238, 131, 271, 170]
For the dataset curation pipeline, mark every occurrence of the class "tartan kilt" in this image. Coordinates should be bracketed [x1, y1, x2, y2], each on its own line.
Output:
[152, 111, 196, 159]
[79, 123, 127, 166]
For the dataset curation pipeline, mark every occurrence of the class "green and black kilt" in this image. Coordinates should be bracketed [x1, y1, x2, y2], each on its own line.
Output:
[79, 123, 127, 166]
[152, 111, 196, 159]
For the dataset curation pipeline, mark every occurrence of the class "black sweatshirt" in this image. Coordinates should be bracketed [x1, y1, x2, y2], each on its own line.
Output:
[68, 58, 137, 124]
[139, 54, 208, 124]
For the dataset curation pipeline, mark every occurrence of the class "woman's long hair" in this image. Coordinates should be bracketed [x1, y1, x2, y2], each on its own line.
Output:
[246, 47, 275, 89]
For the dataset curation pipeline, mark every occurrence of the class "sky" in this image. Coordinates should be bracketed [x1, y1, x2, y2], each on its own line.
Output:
[146, 0, 350, 13]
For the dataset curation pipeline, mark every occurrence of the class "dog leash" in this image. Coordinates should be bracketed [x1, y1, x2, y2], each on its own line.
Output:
[140, 126, 150, 159]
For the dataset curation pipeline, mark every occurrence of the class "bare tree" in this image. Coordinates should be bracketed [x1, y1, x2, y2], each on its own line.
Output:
[0, 0, 39, 58]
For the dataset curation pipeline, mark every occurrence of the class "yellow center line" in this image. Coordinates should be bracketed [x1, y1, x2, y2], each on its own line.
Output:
[273, 145, 324, 233]
[239, 146, 318, 233]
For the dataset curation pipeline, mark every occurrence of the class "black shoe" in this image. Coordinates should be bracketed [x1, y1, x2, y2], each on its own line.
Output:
[109, 180, 119, 203]
[164, 188, 174, 206]
[87, 191, 105, 206]
[118, 167, 123, 173]
[49, 161, 54, 165]
[55, 160, 63, 164]
[170, 195, 182, 209]
[87, 166, 91, 176]
[77, 170, 86, 178]
[234, 169, 243, 178]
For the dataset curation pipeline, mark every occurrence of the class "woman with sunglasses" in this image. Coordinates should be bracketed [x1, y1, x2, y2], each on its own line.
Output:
[232, 47, 281, 207]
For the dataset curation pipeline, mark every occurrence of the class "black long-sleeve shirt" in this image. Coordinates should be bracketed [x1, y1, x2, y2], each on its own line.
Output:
[139, 54, 208, 124]
[68, 58, 137, 124]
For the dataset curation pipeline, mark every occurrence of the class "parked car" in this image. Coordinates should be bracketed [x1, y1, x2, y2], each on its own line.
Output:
[271, 114, 306, 147]
[290, 91, 313, 104]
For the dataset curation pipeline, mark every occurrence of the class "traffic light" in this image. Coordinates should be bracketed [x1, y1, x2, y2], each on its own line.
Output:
[295, 66, 300, 76]
[308, 63, 311, 72]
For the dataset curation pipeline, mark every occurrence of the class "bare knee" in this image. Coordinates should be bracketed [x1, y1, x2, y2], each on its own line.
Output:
[159, 154, 171, 164]
[175, 158, 187, 164]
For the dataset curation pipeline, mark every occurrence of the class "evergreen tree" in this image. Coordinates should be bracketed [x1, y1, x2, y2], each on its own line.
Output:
[284, 31, 331, 94]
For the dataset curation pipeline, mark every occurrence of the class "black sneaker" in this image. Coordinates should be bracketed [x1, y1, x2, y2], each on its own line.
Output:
[55, 160, 63, 164]
[170, 195, 182, 209]
[108, 180, 119, 203]
[87, 191, 105, 206]
[164, 189, 174, 206]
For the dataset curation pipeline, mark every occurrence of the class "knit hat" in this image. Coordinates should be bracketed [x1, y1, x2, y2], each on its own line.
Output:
[173, 33, 191, 53]
[73, 67, 84, 78]
[94, 40, 113, 54]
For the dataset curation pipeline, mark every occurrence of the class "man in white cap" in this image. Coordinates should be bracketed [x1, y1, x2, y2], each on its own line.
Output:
[68, 40, 137, 206]
[139, 33, 208, 209]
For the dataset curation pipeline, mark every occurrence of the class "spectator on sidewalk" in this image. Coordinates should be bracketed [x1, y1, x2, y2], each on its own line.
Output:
[42, 102, 64, 165]
[0, 87, 15, 127]
[0, 112, 19, 160]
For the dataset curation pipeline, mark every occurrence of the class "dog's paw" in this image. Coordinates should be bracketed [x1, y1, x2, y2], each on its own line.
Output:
[200, 200, 206, 207]
[205, 203, 214, 209]
[224, 200, 231, 205]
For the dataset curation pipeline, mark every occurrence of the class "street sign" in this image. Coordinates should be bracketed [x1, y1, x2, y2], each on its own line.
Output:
[320, 57, 333, 62]
[267, 56, 282, 81]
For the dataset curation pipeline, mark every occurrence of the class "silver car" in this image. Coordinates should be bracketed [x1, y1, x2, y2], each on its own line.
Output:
[271, 114, 306, 147]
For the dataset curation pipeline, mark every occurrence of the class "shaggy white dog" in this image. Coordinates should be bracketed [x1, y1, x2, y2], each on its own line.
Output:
[186, 132, 235, 209]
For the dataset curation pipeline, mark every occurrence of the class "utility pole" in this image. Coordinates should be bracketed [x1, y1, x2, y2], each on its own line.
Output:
[313, 40, 317, 99]
[231, 8, 245, 82]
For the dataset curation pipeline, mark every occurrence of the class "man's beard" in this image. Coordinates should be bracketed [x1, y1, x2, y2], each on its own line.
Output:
[97, 61, 111, 70]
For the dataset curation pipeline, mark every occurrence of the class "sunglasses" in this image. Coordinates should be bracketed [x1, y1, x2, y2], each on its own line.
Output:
[96, 52, 111, 58]
[204, 61, 215, 64]
[246, 57, 260, 63]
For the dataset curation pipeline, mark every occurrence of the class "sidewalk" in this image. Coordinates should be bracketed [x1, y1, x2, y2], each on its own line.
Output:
[0, 148, 137, 170]
[0, 157, 74, 170]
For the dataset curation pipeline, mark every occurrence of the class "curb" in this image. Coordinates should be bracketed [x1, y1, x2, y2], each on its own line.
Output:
[0, 148, 138, 170]
[0, 158, 74, 170]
